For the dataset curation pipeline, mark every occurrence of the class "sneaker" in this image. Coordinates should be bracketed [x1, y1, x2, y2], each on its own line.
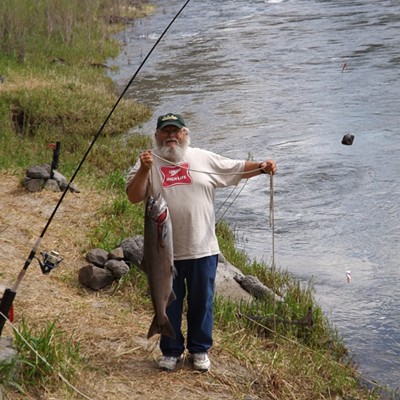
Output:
[158, 355, 181, 371]
[191, 353, 211, 372]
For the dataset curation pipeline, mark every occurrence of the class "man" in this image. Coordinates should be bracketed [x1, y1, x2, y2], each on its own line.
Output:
[126, 113, 277, 372]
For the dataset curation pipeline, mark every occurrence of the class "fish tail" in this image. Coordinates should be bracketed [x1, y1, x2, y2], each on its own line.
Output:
[147, 316, 176, 340]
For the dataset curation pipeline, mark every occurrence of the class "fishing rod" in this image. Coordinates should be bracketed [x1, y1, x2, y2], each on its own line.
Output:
[0, 0, 192, 336]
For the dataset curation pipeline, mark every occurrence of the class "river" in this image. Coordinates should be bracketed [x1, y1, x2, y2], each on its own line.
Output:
[108, 0, 400, 391]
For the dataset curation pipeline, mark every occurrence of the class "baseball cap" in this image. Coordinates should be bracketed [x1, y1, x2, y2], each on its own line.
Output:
[156, 113, 186, 130]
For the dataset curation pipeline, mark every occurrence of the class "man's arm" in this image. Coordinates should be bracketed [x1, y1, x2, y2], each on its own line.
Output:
[126, 151, 153, 204]
[241, 159, 277, 179]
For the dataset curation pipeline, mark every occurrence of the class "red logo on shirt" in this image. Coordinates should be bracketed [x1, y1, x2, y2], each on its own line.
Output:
[160, 163, 192, 187]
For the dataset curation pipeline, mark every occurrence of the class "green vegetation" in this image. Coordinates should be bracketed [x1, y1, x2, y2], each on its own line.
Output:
[0, 319, 80, 394]
[0, 1, 396, 399]
[0, 0, 152, 177]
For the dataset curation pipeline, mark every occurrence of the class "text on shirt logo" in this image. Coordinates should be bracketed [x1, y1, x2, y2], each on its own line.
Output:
[160, 163, 192, 187]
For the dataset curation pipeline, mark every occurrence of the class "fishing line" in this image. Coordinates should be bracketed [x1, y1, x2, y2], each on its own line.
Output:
[151, 152, 274, 233]
[151, 151, 277, 295]
[216, 179, 248, 224]
[22, 0, 192, 273]
[0, 0, 192, 335]
[215, 184, 240, 217]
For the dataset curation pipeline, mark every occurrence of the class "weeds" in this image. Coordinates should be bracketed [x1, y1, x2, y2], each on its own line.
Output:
[0, 0, 152, 176]
[1, 319, 81, 393]
[0, 0, 146, 64]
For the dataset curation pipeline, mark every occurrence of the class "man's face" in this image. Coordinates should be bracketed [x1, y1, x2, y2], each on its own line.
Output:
[155, 125, 190, 162]
[156, 126, 185, 148]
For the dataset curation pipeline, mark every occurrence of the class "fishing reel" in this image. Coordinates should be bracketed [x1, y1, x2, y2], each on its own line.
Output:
[35, 250, 63, 274]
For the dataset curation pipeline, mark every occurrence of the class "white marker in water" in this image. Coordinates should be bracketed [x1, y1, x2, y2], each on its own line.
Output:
[346, 270, 351, 284]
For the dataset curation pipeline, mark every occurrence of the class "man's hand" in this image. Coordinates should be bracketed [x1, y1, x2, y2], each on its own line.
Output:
[139, 150, 153, 171]
[260, 160, 277, 175]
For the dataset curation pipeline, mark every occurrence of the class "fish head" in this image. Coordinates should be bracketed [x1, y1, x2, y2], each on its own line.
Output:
[146, 193, 169, 223]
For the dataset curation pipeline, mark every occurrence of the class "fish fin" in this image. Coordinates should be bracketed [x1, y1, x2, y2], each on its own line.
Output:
[147, 316, 160, 339]
[161, 319, 176, 340]
[147, 315, 176, 340]
[168, 290, 176, 305]
[171, 263, 177, 278]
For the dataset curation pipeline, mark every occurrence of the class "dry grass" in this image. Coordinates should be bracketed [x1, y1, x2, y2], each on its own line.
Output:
[0, 172, 262, 400]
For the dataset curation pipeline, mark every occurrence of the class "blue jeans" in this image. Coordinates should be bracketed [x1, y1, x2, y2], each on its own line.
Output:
[160, 255, 218, 357]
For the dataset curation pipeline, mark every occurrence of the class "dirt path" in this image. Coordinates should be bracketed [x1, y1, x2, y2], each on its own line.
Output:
[0, 173, 257, 400]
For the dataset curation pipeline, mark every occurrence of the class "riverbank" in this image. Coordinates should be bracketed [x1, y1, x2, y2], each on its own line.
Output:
[0, 1, 395, 399]
[0, 173, 387, 399]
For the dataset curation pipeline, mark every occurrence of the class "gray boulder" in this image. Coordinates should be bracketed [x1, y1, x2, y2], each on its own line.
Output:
[105, 259, 130, 278]
[23, 177, 45, 192]
[215, 256, 253, 302]
[52, 170, 80, 193]
[78, 264, 114, 290]
[85, 248, 108, 267]
[108, 247, 125, 261]
[234, 275, 283, 302]
[119, 236, 144, 268]
[23, 164, 80, 193]
[0, 337, 17, 363]
[26, 164, 50, 180]
[44, 178, 61, 192]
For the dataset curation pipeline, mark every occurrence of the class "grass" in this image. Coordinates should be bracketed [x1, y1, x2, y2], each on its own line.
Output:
[0, 0, 152, 178]
[0, 1, 397, 399]
[1, 319, 80, 395]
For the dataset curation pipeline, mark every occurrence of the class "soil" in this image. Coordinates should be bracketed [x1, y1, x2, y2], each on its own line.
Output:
[0, 173, 258, 400]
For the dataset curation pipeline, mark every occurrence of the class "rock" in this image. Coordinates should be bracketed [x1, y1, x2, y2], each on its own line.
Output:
[52, 170, 80, 193]
[0, 337, 17, 363]
[0, 337, 18, 388]
[23, 164, 80, 193]
[120, 236, 144, 268]
[23, 177, 45, 192]
[68, 184, 80, 193]
[215, 258, 253, 302]
[104, 260, 129, 278]
[78, 264, 114, 290]
[85, 248, 108, 267]
[44, 178, 61, 192]
[108, 247, 125, 261]
[341, 133, 355, 145]
[234, 275, 283, 302]
[80, 238, 275, 304]
[26, 164, 50, 180]
[0, 337, 18, 383]
[52, 170, 68, 189]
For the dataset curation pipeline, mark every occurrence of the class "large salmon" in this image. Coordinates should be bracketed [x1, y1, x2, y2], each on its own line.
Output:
[143, 193, 176, 339]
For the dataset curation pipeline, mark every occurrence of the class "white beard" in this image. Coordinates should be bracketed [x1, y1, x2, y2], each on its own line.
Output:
[157, 135, 190, 163]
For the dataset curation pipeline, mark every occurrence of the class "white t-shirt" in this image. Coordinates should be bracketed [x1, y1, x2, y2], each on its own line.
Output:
[126, 147, 245, 260]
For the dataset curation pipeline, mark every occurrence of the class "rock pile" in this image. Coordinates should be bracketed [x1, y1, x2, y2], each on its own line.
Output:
[78, 236, 143, 290]
[78, 235, 282, 303]
[23, 163, 80, 193]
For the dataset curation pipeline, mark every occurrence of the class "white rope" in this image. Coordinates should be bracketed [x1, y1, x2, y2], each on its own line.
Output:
[152, 152, 264, 175]
[0, 312, 96, 400]
[269, 173, 276, 272]
[268, 173, 277, 334]
[152, 152, 276, 264]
